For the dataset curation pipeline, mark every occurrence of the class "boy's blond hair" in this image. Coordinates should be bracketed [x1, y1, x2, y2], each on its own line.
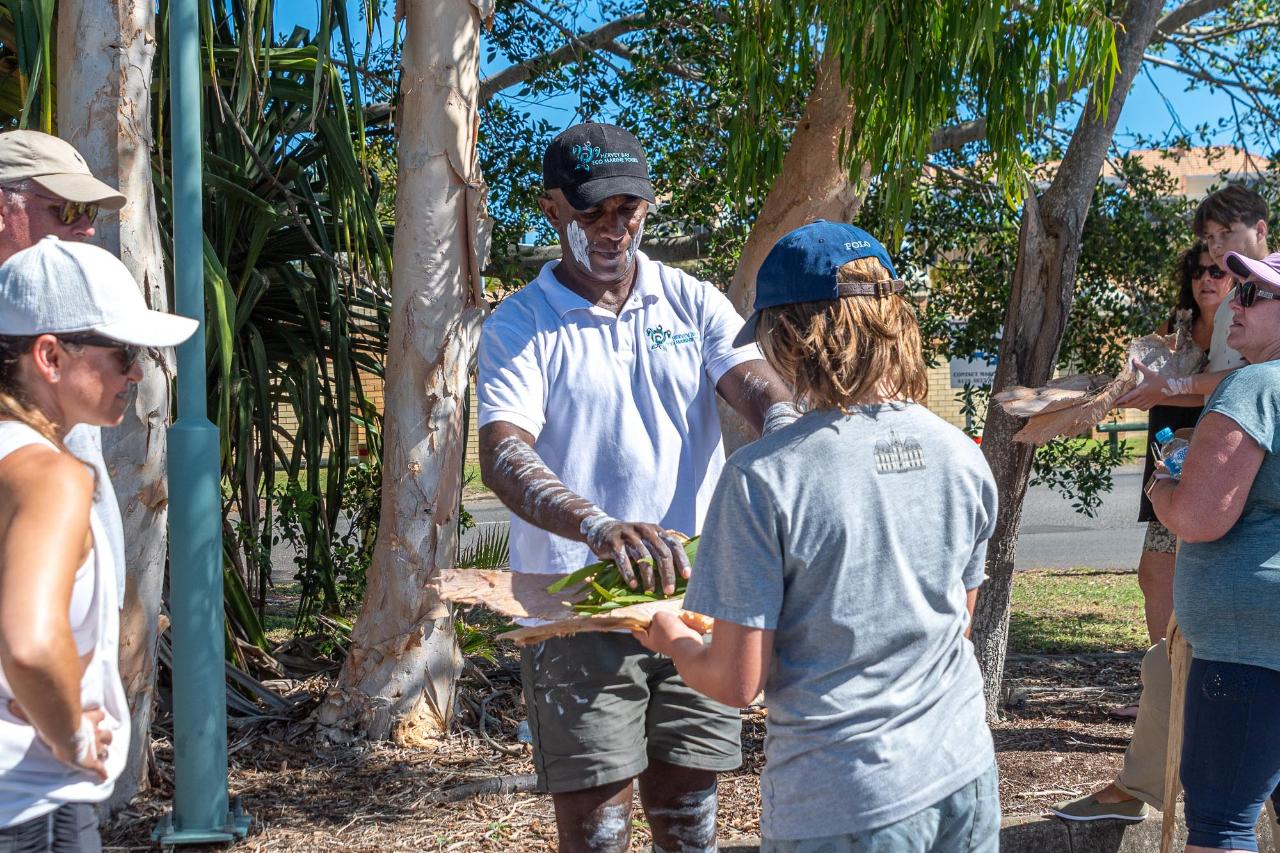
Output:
[756, 256, 928, 411]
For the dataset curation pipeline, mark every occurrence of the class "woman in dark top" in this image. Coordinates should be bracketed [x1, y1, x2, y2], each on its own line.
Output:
[1134, 241, 1228, 648]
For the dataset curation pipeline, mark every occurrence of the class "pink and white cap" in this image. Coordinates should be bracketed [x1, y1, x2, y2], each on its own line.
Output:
[0, 236, 197, 346]
[1225, 251, 1280, 290]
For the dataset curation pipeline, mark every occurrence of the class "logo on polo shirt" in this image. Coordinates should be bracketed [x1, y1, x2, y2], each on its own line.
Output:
[646, 324, 697, 351]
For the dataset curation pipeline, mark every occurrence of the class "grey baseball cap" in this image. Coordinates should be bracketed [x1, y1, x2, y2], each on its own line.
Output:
[0, 130, 126, 209]
[0, 236, 197, 346]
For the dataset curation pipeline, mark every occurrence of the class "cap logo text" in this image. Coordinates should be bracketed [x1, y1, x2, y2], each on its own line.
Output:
[844, 240, 872, 250]
[572, 144, 641, 173]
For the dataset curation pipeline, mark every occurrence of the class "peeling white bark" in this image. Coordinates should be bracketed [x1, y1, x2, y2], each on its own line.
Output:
[725, 55, 865, 319]
[718, 55, 865, 454]
[316, 0, 490, 742]
[57, 0, 169, 811]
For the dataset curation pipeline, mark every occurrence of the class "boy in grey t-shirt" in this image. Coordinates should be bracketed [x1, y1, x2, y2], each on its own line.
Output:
[636, 221, 999, 850]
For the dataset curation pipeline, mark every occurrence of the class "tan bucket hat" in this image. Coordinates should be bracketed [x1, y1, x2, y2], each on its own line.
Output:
[0, 130, 126, 210]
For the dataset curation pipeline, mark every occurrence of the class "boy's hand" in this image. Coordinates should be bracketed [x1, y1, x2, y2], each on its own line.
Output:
[634, 610, 706, 655]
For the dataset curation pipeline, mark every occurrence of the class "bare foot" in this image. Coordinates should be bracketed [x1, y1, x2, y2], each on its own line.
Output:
[1093, 783, 1137, 804]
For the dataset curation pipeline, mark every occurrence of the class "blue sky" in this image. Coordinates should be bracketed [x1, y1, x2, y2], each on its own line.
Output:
[277, 0, 1243, 150]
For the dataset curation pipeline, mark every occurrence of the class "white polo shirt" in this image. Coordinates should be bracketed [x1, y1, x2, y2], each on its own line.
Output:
[477, 252, 761, 574]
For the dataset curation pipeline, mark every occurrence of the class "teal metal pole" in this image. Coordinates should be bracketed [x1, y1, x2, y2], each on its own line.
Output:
[154, 0, 249, 842]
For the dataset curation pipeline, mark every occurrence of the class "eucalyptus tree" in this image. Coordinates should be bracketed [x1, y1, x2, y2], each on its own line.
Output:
[731, 0, 1280, 716]
[315, 0, 491, 742]
[0, 0, 392, 772]
[966, 0, 1176, 717]
[55, 0, 169, 810]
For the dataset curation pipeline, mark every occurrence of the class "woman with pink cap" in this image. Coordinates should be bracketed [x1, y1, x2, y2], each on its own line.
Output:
[1146, 248, 1280, 853]
[0, 236, 195, 851]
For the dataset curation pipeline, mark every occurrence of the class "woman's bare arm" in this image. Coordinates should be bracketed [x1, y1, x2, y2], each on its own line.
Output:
[1148, 412, 1264, 543]
[0, 446, 104, 776]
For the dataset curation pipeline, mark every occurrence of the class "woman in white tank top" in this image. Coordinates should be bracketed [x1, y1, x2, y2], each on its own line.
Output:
[0, 237, 196, 851]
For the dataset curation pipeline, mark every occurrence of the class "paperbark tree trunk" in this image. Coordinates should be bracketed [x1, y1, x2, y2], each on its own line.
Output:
[717, 53, 865, 452]
[971, 0, 1166, 720]
[725, 54, 864, 318]
[315, 0, 491, 743]
[56, 0, 169, 809]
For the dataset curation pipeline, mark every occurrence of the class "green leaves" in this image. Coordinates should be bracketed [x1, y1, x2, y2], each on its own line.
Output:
[549, 537, 701, 614]
[725, 0, 1120, 242]
[150, 0, 392, 655]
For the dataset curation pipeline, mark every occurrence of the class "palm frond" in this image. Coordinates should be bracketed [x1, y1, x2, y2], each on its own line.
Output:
[457, 523, 511, 571]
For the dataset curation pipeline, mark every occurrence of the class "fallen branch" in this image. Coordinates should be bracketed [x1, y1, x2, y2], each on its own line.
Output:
[426, 774, 539, 804]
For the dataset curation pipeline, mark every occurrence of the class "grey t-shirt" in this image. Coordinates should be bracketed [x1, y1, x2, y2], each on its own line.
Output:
[683, 403, 997, 840]
[1176, 360, 1280, 672]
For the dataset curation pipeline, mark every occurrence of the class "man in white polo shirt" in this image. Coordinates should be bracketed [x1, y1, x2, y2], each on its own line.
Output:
[478, 122, 796, 852]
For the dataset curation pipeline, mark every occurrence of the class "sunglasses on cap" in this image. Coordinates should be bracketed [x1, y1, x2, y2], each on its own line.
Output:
[56, 333, 141, 372]
[1230, 281, 1280, 308]
[1192, 264, 1228, 280]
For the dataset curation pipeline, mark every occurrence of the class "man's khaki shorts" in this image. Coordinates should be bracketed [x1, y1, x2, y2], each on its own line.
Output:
[519, 632, 743, 793]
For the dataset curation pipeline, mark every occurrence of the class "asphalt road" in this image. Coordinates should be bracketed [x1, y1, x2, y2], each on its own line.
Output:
[459, 462, 1149, 572]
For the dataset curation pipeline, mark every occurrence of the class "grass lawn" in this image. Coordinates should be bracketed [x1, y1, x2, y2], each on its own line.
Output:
[1056, 435, 1148, 461]
[262, 581, 302, 646]
[1009, 567, 1148, 654]
[463, 461, 491, 496]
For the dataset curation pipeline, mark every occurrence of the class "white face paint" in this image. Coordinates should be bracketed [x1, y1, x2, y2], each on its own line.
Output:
[564, 207, 646, 277]
[566, 219, 593, 271]
[626, 219, 644, 265]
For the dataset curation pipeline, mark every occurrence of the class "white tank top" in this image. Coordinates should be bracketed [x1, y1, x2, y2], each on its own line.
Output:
[0, 421, 129, 827]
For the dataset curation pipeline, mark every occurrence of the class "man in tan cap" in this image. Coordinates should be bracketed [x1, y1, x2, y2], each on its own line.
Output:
[0, 129, 130, 589]
[0, 130, 125, 261]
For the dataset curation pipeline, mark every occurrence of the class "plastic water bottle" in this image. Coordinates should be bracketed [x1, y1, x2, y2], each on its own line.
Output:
[1153, 427, 1190, 479]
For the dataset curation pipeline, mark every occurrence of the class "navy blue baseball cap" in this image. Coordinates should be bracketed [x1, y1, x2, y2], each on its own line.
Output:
[733, 220, 904, 347]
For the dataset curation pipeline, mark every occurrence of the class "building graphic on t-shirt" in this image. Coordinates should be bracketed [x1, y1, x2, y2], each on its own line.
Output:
[874, 430, 926, 474]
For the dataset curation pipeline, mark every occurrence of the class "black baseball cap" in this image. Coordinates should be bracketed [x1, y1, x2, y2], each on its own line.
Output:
[543, 122, 657, 211]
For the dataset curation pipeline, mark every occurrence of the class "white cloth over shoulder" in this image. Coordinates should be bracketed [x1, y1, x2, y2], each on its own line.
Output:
[477, 252, 761, 574]
[0, 422, 130, 827]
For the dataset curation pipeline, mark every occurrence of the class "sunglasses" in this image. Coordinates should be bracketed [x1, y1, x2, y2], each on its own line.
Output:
[40, 196, 99, 226]
[57, 333, 141, 372]
[1231, 281, 1280, 308]
[1192, 264, 1228, 280]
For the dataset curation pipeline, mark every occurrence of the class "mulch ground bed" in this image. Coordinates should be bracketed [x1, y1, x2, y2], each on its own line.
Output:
[102, 652, 1142, 851]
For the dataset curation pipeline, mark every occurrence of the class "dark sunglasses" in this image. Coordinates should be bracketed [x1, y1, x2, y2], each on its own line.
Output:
[57, 333, 141, 371]
[1231, 281, 1280, 308]
[1192, 264, 1228, 280]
